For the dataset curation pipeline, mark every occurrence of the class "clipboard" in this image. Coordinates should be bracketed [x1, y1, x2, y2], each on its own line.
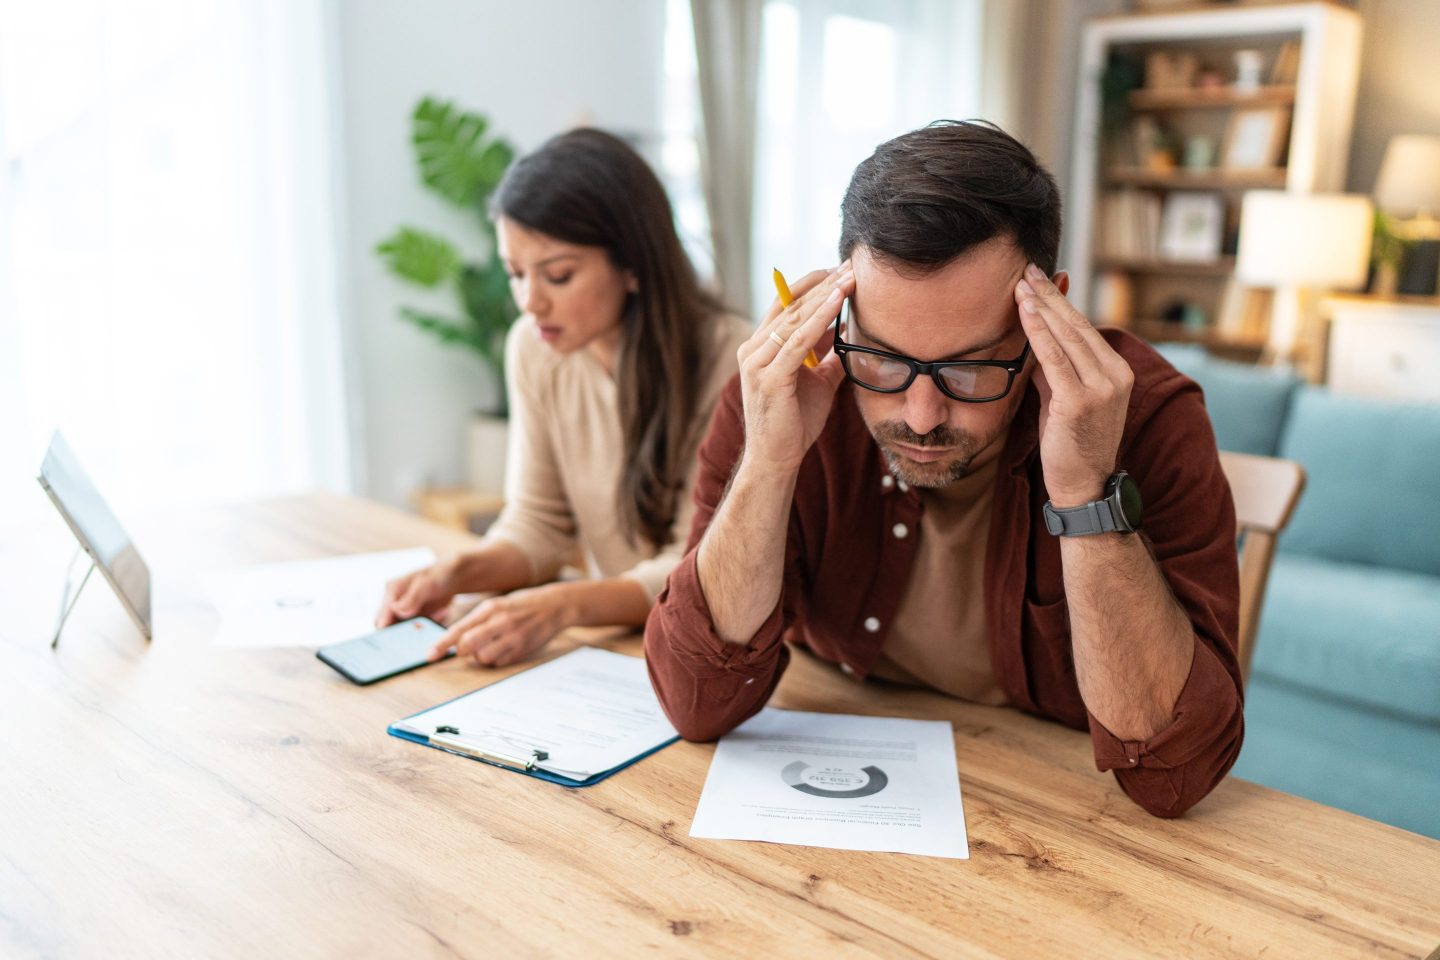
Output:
[386, 647, 680, 788]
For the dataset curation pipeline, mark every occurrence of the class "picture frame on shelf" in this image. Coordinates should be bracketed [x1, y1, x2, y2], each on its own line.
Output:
[1159, 192, 1225, 262]
[1144, 50, 1198, 90]
[1221, 107, 1290, 169]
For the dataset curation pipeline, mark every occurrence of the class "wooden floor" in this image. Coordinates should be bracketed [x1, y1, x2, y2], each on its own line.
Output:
[2, 492, 1437, 959]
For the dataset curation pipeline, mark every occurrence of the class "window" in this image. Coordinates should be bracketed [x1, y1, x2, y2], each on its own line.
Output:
[659, 0, 716, 283]
[751, 0, 984, 310]
[0, 0, 351, 518]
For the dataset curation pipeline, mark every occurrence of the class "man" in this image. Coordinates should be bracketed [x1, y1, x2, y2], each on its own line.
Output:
[644, 121, 1242, 818]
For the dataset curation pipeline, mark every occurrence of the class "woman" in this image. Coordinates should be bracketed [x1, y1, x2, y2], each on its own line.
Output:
[375, 128, 749, 668]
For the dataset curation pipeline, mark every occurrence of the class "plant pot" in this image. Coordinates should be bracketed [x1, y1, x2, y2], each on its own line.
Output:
[467, 413, 509, 496]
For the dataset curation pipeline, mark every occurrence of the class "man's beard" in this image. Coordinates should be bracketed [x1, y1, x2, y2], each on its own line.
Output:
[869, 420, 985, 488]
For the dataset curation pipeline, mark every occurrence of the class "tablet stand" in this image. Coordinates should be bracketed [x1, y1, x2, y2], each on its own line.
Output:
[51, 546, 96, 649]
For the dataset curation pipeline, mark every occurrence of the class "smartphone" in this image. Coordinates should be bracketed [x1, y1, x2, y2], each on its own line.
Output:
[316, 617, 450, 685]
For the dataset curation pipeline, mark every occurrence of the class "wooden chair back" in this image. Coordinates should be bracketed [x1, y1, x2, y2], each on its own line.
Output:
[1219, 450, 1307, 682]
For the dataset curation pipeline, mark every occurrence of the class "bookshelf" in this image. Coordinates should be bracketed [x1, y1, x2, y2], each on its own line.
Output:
[1066, 2, 1362, 358]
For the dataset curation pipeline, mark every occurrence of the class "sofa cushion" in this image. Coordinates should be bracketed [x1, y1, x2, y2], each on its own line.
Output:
[1277, 386, 1440, 576]
[1233, 674, 1440, 839]
[1252, 553, 1440, 724]
[1153, 344, 1301, 456]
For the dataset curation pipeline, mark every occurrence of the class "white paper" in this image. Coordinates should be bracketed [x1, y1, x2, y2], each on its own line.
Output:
[202, 547, 435, 647]
[689, 708, 968, 859]
[394, 647, 678, 780]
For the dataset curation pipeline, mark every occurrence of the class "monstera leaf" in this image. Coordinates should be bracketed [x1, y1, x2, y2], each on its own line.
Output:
[378, 97, 518, 415]
[412, 96, 515, 208]
[375, 226, 461, 287]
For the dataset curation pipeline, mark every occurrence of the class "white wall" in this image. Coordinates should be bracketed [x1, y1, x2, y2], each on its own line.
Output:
[336, 0, 668, 506]
[1347, 0, 1440, 193]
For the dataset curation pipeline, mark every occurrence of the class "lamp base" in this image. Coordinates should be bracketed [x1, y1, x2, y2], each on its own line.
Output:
[1397, 240, 1440, 296]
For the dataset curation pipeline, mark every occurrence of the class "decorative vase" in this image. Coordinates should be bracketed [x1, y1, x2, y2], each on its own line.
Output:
[467, 413, 509, 495]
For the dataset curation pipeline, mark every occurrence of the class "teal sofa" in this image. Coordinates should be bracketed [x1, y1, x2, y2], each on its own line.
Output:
[1159, 345, 1440, 839]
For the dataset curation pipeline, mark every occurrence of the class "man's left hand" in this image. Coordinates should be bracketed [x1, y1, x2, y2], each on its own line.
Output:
[1014, 262, 1134, 506]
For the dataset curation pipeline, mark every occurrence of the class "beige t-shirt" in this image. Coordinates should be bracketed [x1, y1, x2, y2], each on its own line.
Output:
[483, 312, 750, 602]
[869, 450, 1008, 706]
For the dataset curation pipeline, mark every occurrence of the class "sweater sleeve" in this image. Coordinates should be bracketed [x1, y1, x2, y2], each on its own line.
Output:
[481, 321, 579, 584]
[1085, 379, 1245, 818]
[643, 374, 804, 742]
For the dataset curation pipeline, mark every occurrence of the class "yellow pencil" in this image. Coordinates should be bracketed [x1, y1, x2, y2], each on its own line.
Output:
[772, 268, 820, 368]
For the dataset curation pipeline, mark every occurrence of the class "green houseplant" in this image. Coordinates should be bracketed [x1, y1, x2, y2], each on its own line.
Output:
[375, 97, 518, 416]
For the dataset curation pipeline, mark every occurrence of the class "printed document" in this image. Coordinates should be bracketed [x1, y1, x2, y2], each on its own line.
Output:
[689, 708, 968, 859]
[393, 647, 678, 780]
[202, 547, 435, 647]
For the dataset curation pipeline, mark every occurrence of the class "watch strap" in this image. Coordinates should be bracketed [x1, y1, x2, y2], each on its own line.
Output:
[1043, 498, 1122, 536]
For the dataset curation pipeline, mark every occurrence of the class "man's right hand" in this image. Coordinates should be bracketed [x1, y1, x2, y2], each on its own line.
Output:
[735, 263, 854, 475]
[374, 559, 460, 628]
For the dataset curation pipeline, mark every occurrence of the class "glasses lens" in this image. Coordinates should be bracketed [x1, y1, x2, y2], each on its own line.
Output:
[938, 363, 1011, 400]
[846, 350, 912, 391]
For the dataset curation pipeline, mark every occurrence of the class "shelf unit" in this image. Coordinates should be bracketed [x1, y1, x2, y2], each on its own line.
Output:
[1065, 2, 1363, 358]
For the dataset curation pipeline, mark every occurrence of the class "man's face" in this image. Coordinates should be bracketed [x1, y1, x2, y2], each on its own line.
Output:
[848, 238, 1053, 488]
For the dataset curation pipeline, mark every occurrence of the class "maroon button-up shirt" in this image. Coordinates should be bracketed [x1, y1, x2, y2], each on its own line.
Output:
[644, 329, 1243, 818]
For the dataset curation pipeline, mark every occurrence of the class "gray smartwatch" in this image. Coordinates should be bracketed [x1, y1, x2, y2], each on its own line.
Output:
[1042, 471, 1143, 536]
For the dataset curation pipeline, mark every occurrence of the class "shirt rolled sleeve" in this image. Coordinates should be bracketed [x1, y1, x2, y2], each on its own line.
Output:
[644, 550, 791, 741]
[1087, 634, 1245, 817]
[642, 374, 801, 741]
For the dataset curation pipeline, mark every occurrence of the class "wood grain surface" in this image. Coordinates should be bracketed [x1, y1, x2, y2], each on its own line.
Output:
[2, 493, 1436, 959]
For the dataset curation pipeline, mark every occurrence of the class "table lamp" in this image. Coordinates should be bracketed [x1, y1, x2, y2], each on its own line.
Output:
[1373, 134, 1440, 295]
[1236, 191, 1373, 375]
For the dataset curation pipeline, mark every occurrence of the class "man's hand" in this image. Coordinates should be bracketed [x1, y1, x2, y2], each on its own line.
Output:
[1014, 262, 1134, 506]
[735, 263, 854, 474]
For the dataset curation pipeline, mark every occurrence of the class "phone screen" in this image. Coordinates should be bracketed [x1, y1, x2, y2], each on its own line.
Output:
[316, 617, 449, 685]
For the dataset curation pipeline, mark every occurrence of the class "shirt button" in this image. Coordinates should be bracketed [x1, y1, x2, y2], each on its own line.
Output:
[863, 616, 880, 633]
[881, 475, 894, 490]
[897, 480, 910, 492]
[893, 523, 909, 539]
[840, 663, 855, 677]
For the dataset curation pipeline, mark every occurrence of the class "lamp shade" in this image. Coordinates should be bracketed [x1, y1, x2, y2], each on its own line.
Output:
[1374, 134, 1440, 215]
[1235, 191, 1373, 289]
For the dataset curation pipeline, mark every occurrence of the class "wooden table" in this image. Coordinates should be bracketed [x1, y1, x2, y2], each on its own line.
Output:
[3, 493, 1437, 959]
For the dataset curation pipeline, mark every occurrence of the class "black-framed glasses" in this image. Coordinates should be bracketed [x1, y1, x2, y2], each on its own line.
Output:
[833, 299, 1031, 403]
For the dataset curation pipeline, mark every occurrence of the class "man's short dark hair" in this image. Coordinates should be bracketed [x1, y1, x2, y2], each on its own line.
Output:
[839, 120, 1062, 276]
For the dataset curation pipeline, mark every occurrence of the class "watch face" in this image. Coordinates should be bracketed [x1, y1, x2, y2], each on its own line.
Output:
[1116, 473, 1143, 530]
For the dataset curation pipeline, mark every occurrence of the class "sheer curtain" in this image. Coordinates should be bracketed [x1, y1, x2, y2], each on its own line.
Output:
[0, 0, 353, 521]
[749, 0, 985, 311]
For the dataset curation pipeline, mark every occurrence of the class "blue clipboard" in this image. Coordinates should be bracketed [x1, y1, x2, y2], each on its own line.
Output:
[386, 651, 680, 788]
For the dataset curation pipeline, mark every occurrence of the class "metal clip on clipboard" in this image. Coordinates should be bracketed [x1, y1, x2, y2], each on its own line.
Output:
[429, 725, 550, 772]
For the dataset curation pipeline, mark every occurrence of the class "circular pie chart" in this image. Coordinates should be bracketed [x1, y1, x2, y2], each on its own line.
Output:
[781, 760, 889, 798]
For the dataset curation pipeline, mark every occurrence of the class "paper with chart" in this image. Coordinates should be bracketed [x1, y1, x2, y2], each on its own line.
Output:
[689, 708, 968, 859]
[202, 547, 435, 647]
[392, 647, 679, 780]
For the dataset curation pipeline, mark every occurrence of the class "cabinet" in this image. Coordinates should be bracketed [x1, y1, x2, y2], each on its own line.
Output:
[1324, 296, 1440, 402]
[1066, 2, 1363, 358]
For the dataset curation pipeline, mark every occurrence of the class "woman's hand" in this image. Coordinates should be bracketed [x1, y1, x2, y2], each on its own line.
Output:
[426, 584, 572, 667]
[374, 557, 461, 629]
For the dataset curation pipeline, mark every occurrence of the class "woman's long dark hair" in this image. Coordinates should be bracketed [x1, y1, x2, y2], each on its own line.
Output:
[493, 128, 727, 549]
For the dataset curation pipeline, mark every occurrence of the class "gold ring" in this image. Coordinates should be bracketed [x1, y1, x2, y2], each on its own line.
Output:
[768, 330, 787, 348]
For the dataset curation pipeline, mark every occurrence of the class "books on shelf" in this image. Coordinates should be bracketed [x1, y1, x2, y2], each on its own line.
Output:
[1098, 189, 1162, 260]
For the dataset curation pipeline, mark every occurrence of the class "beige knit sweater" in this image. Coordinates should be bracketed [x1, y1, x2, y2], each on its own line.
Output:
[483, 313, 751, 602]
